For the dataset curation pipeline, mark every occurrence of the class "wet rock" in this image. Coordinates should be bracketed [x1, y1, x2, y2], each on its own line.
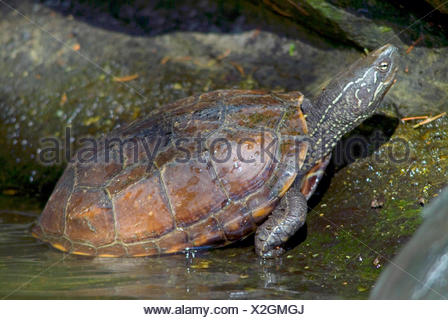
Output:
[370, 188, 448, 299]
[300, 114, 448, 298]
[418, 196, 426, 206]
[46, 0, 448, 117]
[0, 0, 363, 195]
[259, 0, 448, 116]
[370, 195, 385, 209]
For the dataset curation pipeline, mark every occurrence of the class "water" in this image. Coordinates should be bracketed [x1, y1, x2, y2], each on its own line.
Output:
[0, 195, 357, 299]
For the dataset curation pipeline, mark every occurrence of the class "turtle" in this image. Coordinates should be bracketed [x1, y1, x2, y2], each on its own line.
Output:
[32, 44, 398, 258]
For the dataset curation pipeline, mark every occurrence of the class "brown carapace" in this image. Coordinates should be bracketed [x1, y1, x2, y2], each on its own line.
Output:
[32, 90, 323, 257]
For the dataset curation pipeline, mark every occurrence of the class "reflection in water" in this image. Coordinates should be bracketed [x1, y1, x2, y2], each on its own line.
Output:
[0, 195, 351, 299]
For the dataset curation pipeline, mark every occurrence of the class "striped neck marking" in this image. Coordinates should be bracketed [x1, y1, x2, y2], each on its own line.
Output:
[311, 67, 372, 136]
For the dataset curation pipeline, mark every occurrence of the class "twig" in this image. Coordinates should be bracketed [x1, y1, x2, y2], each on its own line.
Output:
[406, 34, 424, 54]
[229, 61, 245, 77]
[251, 28, 261, 39]
[174, 56, 192, 62]
[113, 74, 139, 82]
[413, 112, 446, 128]
[160, 56, 170, 65]
[401, 115, 428, 121]
[59, 92, 68, 106]
[216, 49, 231, 61]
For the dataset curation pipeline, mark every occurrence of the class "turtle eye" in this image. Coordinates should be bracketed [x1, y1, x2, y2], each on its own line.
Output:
[378, 61, 389, 72]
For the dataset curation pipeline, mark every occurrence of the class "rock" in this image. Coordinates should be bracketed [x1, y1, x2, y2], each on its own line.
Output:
[0, 0, 359, 195]
[257, 0, 397, 48]
[259, 0, 447, 47]
[0, 0, 447, 200]
[370, 188, 448, 299]
[258, 0, 448, 116]
[51, 0, 448, 116]
[425, 0, 448, 14]
[370, 195, 385, 209]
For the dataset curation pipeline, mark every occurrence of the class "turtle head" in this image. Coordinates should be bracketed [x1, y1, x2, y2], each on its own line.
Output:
[313, 44, 398, 136]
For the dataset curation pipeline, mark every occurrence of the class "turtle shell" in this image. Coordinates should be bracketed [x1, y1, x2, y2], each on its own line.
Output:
[32, 89, 313, 257]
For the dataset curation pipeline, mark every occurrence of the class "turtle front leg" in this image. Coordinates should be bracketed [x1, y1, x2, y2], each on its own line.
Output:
[255, 186, 307, 258]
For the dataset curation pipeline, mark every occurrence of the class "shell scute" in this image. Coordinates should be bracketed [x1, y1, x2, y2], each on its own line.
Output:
[97, 243, 127, 257]
[157, 230, 190, 254]
[188, 217, 226, 248]
[65, 188, 115, 247]
[75, 147, 122, 188]
[71, 243, 97, 256]
[127, 241, 159, 257]
[38, 165, 75, 236]
[106, 164, 148, 196]
[162, 161, 228, 227]
[207, 128, 277, 200]
[113, 174, 174, 243]
[215, 202, 256, 241]
[226, 105, 283, 129]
